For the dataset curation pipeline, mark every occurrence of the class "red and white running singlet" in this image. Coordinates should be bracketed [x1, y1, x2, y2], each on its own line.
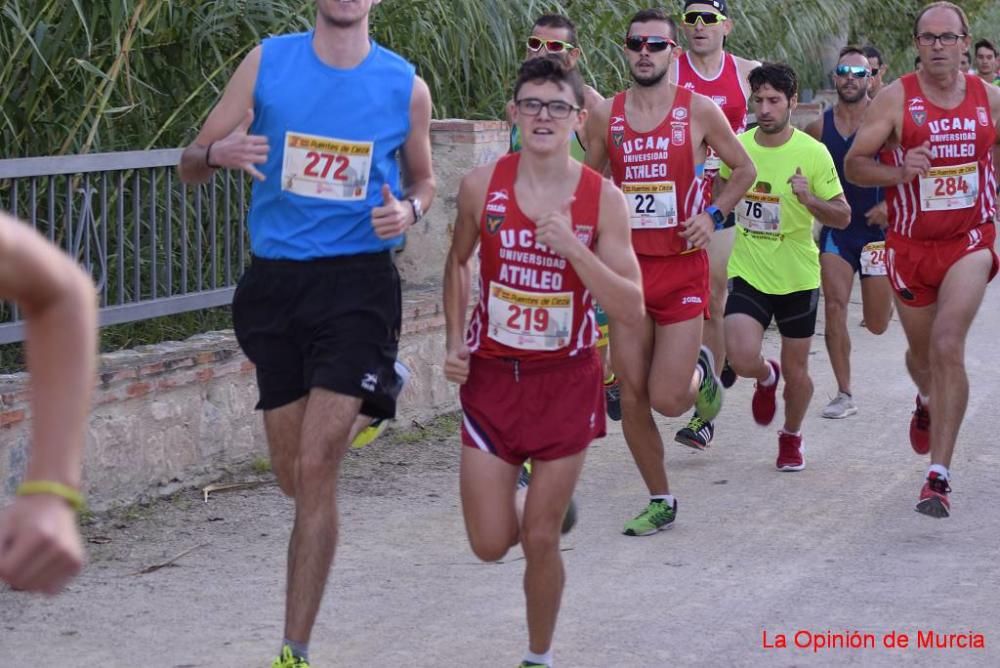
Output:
[606, 87, 705, 257]
[887, 73, 997, 240]
[676, 51, 749, 172]
[467, 153, 601, 361]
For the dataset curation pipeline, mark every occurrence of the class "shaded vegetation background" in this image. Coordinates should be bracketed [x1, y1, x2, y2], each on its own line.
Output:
[0, 0, 997, 368]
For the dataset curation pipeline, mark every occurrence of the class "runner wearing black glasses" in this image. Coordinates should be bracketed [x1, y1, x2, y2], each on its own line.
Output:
[846, 1, 1000, 518]
[508, 14, 623, 424]
[584, 8, 755, 536]
[672, 0, 762, 450]
[804, 46, 893, 421]
[446, 57, 644, 668]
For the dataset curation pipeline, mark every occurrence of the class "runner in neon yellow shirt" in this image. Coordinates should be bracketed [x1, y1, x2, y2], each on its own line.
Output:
[719, 63, 849, 472]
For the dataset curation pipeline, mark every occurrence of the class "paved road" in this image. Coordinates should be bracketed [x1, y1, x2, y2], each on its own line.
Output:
[3, 279, 999, 667]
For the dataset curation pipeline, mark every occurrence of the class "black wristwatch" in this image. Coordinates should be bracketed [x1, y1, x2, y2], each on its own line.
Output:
[705, 205, 726, 231]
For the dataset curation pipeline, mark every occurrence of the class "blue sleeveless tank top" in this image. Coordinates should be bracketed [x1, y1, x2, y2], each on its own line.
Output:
[820, 108, 883, 239]
[248, 33, 415, 259]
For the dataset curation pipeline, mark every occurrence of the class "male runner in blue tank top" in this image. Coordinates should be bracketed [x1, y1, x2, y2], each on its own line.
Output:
[178, 1, 435, 666]
[804, 46, 893, 419]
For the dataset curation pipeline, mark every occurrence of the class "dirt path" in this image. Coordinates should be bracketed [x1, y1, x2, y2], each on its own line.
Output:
[3, 283, 999, 667]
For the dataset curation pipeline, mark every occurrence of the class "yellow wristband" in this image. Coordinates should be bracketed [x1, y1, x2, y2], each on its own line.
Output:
[16, 480, 86, 512]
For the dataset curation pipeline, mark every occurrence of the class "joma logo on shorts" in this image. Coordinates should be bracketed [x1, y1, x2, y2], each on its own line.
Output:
[681, 296, 703, 305]
[361, 372, 378, 392]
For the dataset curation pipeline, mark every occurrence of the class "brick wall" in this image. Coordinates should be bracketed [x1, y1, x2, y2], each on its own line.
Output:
[0, 120, 508, 510]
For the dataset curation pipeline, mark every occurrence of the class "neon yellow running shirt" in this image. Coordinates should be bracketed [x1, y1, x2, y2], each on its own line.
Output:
[721, 128, 843, 295]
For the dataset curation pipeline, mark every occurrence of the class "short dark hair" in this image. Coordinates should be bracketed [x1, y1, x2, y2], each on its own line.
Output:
[839, 45, 867, 61]
[628, 8, 678, 41]
[514, 57, 585, 106]
[861, 45, 883, 66]
[914, 55, 922, 67]
[913, 2, 970, 37]
[974, 39, 999, 57]
[533, 14, 578, 46]
[748, 62, 798, 101]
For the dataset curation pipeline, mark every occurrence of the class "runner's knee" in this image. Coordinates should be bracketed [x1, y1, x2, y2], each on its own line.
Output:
[649, 387, 692, 417]
[929, 331, 966, 368]
[865, 314, 890, 335]
[468, 530, 517, 562]
[520, 520, 561, 559]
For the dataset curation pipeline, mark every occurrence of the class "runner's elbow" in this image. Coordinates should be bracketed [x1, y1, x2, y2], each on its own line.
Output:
[612, 288, 645, 326]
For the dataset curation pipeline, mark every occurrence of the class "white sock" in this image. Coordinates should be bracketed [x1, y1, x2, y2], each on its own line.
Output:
[928, 464, 949, 480]
[760, 362, 776, 387]
[780, 429, 801, 437]
[651, 494, 674, 506]
[524, 649, 553, 666]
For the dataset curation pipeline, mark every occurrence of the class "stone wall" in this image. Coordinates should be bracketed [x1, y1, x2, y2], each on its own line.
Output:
[0, 120, 509, 511]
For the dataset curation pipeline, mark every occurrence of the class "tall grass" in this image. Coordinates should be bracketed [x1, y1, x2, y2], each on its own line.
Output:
[4, 0, 997, 158]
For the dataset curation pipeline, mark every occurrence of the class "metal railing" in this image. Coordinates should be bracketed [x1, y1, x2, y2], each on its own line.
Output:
[0, 150, 250, 344]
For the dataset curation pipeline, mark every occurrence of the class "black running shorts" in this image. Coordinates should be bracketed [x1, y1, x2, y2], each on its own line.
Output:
[724, 276, 819, 339]
[232, 252, 402, 417]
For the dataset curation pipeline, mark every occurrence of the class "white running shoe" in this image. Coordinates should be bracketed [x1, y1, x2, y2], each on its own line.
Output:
[822, 391, 858, 419]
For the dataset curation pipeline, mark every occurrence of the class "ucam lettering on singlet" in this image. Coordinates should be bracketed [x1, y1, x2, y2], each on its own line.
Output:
[622, 136, 672, 154]
[888, 74, 997, 238]
[497, 228, 568, 290]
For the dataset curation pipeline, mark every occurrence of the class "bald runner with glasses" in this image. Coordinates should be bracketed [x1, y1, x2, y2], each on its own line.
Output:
[845, 1, 1000, 519]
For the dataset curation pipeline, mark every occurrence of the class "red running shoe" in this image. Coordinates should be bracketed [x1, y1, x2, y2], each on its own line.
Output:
[915, 472, 950, 518]
[752, 359, 781, 426]
[909, 395, 930, 455]
[776, 431, 805, 471]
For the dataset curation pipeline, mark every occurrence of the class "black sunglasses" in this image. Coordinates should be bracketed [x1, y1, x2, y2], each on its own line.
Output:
[624, 35, 677, 53]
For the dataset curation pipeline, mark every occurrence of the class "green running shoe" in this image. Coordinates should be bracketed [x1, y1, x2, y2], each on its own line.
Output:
[272, 646, 310, 668]
[695, 345, 723, 422]
[518, 663, 549, 668]
[623, 499, 677, 536]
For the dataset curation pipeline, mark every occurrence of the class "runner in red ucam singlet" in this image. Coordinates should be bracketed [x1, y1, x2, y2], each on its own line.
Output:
[443, 58, 643, 667]
[846, 1, 1000, 520]
[583, 8, 755, 536]
[672, 0, 762, 449]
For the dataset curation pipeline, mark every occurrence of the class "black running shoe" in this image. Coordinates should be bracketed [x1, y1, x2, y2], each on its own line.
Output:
[720, 358, 737, 389]
[675, 415, 714, 450]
